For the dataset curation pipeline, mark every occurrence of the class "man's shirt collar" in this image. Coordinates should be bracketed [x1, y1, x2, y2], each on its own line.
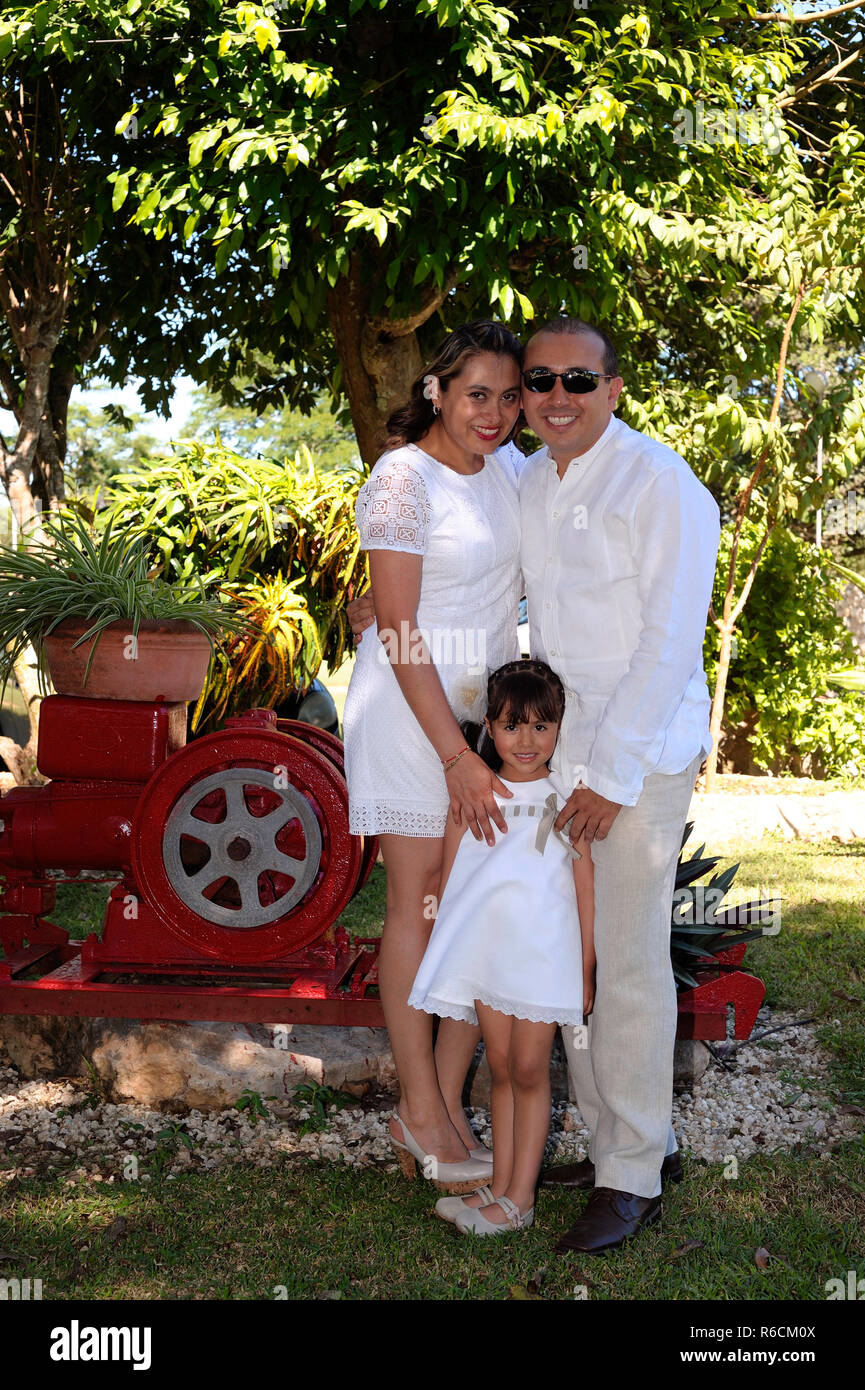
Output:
[542, 412, 622, 473]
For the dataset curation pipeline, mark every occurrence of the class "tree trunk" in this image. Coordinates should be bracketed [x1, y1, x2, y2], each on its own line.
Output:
[328, 252, 455, 467]
[704, 620, 736, 791]
[0, 645, 45, 791]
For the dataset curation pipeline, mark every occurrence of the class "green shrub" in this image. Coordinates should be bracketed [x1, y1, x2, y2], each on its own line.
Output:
[705, 521, 865, 777]
[96, 439, 368, 728]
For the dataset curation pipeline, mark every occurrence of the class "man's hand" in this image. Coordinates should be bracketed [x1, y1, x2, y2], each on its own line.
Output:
[347, 587, 376, 644]
[555, 783, 622, 845]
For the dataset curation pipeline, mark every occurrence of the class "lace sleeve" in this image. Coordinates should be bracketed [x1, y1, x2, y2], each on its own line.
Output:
[355, 455, 431, 555]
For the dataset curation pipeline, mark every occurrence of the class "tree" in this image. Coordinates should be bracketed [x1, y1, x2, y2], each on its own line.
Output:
[3, 0, 865, 777]
[107, 0, 822, 460]
[182, 384, 360, 470]
[64, 400, 161, 492]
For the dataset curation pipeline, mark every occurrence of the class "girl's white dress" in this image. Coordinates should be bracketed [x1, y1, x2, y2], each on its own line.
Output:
[343, 443, 522, 839]
[408, 775, 584, 1025]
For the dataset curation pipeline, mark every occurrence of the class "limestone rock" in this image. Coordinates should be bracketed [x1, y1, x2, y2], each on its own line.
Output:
[673, 1039, 711, 1091]
[0, 1014, 396, 1111]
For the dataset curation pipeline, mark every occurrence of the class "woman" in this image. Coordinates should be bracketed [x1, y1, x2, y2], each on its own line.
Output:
[342, 320, 524, 1189]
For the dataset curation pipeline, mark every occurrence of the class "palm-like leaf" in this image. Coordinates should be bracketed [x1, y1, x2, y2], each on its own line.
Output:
[671, 825, 780, 991]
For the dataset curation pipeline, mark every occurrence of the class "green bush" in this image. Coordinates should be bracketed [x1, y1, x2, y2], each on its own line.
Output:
[95, 439, 367, 728]
[705, 521, 865, 777]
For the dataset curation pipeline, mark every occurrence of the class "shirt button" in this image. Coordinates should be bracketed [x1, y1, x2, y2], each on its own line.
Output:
[545, 602, 552, 610]
[552, 510, 560, 519]
[550, 649, 558, 656]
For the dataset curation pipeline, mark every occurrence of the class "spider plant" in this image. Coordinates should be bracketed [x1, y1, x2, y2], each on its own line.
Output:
[0, 510, 252, 697]
[670, 823, 780, 990]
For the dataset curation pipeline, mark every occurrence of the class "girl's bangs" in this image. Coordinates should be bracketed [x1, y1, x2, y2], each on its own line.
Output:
[489, 672, 563, 725]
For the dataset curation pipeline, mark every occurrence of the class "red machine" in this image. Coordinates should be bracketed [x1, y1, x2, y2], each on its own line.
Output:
[0, 694, 763, 1041]
[0, 697, 384, 1024]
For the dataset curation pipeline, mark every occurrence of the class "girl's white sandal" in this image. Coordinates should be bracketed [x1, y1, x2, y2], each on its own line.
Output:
[434, 1185, 496, 1225]
[454, 1195, 535, 1236]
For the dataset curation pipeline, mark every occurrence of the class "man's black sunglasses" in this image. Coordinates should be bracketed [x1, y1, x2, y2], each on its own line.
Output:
[522, 367, 614, 395]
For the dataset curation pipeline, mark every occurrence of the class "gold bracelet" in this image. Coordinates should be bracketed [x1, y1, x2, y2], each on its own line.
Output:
[442, 745, 469, 773]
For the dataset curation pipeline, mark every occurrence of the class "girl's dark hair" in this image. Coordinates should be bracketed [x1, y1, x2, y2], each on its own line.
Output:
[386, 319, 523, 447]
[462, 658, 566, 772]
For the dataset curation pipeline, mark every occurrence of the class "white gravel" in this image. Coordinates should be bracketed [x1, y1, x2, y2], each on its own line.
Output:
[0, 1007, 860, 1184]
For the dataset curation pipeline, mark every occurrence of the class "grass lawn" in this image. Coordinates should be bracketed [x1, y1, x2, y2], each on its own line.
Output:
[2, 834, 864, 1301]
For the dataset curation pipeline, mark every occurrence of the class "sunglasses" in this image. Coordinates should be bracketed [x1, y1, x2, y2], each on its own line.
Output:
[522, 367, 614, 395]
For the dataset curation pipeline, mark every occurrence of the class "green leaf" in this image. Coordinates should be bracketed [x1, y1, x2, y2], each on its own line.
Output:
[111, 173, 130, 212]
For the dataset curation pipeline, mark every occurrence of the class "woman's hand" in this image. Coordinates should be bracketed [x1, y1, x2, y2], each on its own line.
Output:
[347, 588, 376, 644]
[444, 750, 512, 845]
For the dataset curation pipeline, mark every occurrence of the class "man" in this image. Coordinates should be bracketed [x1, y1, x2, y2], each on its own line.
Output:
[518, 317, 719, 1252]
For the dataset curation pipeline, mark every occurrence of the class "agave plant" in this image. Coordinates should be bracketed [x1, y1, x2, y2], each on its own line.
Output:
[0, 510, 251, 698]
[670, 823, 779, 991]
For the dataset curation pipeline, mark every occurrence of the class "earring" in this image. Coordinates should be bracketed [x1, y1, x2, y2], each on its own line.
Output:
[433, 404, 440, 415]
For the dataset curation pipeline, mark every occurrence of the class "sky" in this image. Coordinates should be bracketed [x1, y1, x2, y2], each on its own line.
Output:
[0, 374, 198, 452]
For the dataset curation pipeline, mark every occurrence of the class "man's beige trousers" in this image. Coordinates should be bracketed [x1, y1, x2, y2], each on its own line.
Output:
[562, 754, 704, 1199]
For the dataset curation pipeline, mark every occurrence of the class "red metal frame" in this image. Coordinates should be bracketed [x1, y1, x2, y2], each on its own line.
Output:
[0, 696, 763, 1040]
[0, 699, 384, 1024]
[676, 943, 765, 1041]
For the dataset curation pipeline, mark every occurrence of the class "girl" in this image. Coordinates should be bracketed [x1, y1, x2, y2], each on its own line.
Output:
[409, 659, 596, 1235]
[342, 321, 525, 1190]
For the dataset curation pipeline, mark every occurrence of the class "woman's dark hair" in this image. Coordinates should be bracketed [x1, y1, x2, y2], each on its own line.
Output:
[462, 658, 566, 772]
[386, 319, 523, 447]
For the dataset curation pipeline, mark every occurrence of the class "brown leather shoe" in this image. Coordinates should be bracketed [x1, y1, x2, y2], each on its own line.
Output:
[555, 1187, 662, 1254]
[541, 1149, 684, 1190]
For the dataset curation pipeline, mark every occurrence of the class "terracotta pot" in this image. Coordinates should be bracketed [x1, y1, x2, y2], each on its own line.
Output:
[43, 617, 213, 702]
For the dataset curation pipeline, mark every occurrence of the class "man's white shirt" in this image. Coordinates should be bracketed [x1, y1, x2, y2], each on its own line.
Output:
[517, 414, 721, 806]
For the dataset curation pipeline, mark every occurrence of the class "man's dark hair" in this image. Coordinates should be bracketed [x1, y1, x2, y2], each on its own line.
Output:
[531, 316, 619, 379]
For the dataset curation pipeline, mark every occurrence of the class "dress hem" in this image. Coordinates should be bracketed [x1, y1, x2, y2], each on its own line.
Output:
[407, 988, 582, 1027]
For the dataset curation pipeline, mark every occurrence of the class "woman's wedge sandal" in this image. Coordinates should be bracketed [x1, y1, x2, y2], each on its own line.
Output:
[389, 1112, 494, 1193]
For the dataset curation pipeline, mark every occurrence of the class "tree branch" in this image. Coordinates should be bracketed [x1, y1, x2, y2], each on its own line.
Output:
[779, 42, 864, 104]
[753, 0, 865, 21]
[731, 519, 777, 624]
[368, 271, 459, 339]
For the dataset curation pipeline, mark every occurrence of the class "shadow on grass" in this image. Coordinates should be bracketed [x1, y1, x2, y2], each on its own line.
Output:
[3, 1140, 864, 1300]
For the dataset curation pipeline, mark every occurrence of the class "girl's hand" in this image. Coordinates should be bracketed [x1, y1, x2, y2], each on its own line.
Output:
[444, 750, 512, 845]
[582, 952, 597, 1018]
[347, 587, 376, 644]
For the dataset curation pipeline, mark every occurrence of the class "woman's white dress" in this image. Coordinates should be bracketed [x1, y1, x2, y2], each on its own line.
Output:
[408, 775, 584, 1025]
[343, 443, 522, 838]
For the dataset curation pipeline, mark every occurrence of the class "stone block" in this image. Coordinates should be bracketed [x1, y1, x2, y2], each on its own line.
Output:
[0, 1014, 397, 1112]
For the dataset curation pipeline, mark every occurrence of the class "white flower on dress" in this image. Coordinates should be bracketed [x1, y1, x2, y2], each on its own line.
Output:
[422, 373, 441, 406]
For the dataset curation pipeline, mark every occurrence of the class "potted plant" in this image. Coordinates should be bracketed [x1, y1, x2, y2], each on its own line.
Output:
[0, 512, 251, 703]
